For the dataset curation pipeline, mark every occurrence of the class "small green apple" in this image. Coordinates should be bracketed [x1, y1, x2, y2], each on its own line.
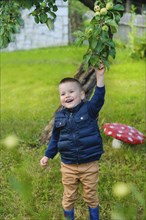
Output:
[106, 2, 113, 10]
[86, 28, 93, 35]
[94, 5, 100, 12]
[41, 2, 46, 8]
[102, 25, 109, 32]
[95, 11, 100, 16]
[100, 8, 107, 15]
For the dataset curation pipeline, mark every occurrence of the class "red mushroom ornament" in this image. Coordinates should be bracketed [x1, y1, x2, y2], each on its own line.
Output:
[103, 123, 145, 148]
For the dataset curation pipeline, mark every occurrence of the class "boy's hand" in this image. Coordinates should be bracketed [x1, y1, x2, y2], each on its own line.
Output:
[95, 62, 105, 87]
[96, 62, 105, 76]
[40, 156, 49, 167]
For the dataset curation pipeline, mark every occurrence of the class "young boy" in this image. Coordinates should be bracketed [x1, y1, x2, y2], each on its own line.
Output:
[40, 64, 105, 220]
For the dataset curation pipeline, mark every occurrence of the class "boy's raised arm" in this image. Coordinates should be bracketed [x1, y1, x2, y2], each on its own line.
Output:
[95, 63, 105, 87]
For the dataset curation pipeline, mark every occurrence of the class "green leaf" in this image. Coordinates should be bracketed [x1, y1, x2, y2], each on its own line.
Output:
[110, 25, 118, 34]
[94, 27, 102, 37]
[48, 2, 53, 8]
[115, 14, 121, 23]
[89, 54, 99, 66]
[53, 5, 58, 12]
[101, 58, 110, 70]
[113, 4, 124, 11]
[48, 11, 56, 19]
[34, 15, 39, 24]
[17, 18, 24, 27]
[91, 17, 99, 25]
[107, 40, 115, 48]
[39, 13, 48, 23]
[13, 25, 20, 33]
[0, 36, 4, 49]
[8, 32, 15, 42]
[101, 31, 109, 43]
[46, 18, 54, 30]
[105, 19, 117, 27]
[44, 7, 50, 13]
[96, 40, 105, 53]
[89, 38, 98, 50]
[73, 31, 84, 38]
[83, 52, 92, 64]
[94, 15, 101, 22]
[94, 61, 100, 69]
[116, 0, 123, 3]
[0, 27, 4, 35]
[109, 48, 116, 59]
[3, 36, 8, 48]
[105, 19, 118, 33]
[74, 37, 84, 47]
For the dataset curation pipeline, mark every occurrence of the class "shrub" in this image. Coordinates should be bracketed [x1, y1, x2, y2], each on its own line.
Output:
[128, 5, 146, 59]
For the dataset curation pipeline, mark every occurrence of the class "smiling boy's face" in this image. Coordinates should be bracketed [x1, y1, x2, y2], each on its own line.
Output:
[59, 81, 85, 109]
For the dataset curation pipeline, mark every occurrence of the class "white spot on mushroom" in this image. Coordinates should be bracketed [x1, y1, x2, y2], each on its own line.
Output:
[128, 137, 133, 142]
[110, 126, 114, 128]
[117, 134, 122, 137]
[108, 131, 112, 135]
[138, 131, 143, 136]
[128, 132, 133, 136]
[130, 129, 135, 133]
[118, 130, 123, 133]
[104, 128, 106, 132]
[137, 135, 143, 140]
[121, 127, 125, 130]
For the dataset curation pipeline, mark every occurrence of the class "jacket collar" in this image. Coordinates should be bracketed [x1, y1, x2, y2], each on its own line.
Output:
[63, 101, 84, 114]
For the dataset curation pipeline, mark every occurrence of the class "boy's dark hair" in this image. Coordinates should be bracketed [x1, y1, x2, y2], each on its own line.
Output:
[59, 77, 82, 90]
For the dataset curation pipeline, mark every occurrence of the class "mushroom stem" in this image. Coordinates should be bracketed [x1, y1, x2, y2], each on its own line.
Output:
[112, 138, 123, 149]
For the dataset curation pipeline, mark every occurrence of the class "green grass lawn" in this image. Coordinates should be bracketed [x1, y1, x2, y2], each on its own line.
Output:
[1, 46, 87, 143]
[0, 46, 146, 220]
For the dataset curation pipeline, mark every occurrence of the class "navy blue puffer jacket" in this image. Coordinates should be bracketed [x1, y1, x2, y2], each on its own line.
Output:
[45, 86, 105, 164]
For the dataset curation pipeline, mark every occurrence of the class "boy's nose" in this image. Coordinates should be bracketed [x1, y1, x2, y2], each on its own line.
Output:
[65, 93, 70, 98]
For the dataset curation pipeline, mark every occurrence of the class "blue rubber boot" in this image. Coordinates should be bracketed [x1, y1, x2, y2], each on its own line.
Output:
[89, 206, 99, 220]
[64, 208, 74, 220]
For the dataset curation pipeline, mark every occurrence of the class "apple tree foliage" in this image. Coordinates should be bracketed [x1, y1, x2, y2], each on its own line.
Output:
[0, 0, 124, 69]
[73, 0, 124, 69]
[0, 0, 67, 48]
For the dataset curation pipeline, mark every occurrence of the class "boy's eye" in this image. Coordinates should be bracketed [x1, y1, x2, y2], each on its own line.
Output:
[61, 93, 65, 96]
[70, 90, 74, 93]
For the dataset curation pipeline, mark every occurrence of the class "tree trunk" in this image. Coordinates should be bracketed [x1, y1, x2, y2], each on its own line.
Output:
[125, 0, 131, 13]
[79, 0, 95, 10]
[40, 65, 96, 144]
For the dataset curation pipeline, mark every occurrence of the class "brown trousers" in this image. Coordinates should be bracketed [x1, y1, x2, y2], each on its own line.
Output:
[61, 161, 99, 210]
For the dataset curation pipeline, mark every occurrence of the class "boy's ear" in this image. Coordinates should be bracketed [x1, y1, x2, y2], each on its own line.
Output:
[81, 90, 85, 100]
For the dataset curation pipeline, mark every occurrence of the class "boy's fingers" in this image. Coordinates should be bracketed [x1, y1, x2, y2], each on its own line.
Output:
[40, 159, 46, 166]
[99, 62, 104, 69]
[99, 65, 104, 70]
[40, 162, 47, 167]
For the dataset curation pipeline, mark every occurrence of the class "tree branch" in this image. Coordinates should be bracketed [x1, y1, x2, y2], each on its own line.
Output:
[79, 0, 95, 11]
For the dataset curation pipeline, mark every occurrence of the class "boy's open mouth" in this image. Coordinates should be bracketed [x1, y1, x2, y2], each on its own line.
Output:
[66, 98, 74, 103]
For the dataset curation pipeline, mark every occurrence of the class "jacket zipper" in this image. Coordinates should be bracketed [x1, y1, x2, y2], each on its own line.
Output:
[69, 112, 79, 163]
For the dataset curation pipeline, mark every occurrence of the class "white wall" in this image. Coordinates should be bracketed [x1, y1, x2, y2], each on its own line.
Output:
[4, 0, 68, 51]
[114, 13, 146, 42]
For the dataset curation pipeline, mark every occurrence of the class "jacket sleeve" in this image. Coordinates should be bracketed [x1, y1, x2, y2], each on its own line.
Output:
[45, 124, 59, 159]
[87, 86, 105, 118]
